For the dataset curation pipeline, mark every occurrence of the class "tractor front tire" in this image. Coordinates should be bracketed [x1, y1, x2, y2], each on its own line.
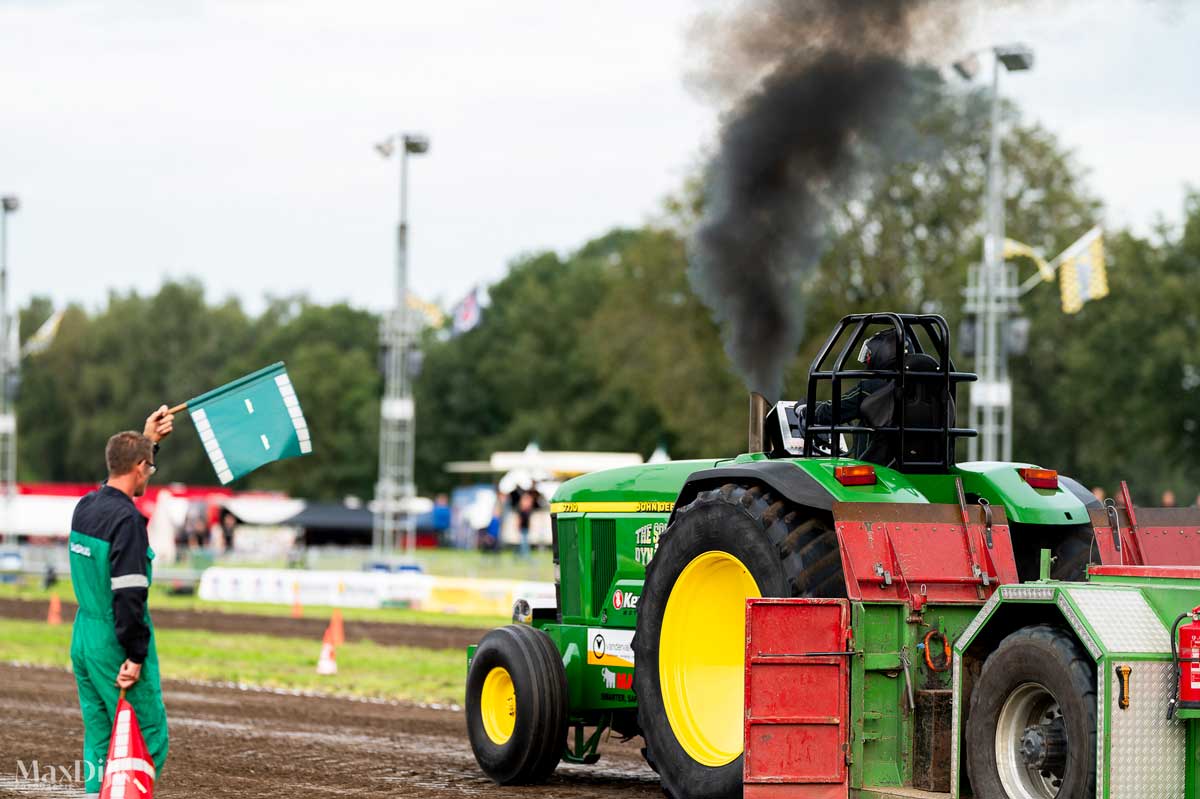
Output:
[633, 483, 840, 799]
[966, 624, 1096, 799]
[466, 624, 567, 785]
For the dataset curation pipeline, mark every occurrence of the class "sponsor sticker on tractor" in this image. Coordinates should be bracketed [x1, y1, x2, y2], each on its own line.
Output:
[634, 522, 666, 566]
[587, 628, 635, 668]
[612, 589, 639, 611]
[600, 667, 633, 691]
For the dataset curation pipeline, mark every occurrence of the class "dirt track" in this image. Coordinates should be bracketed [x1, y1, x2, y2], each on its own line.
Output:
[0, 663, 659, 798]
[0, 598, 488, 651]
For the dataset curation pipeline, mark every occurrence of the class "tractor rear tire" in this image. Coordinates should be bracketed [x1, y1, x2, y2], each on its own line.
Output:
[466, 624, 568, 785]
[1048, 524, 1099, 582]
[633, 483, 840, 799]
[966, 624, 1096, 799]
[1010, 523, 1098, 583]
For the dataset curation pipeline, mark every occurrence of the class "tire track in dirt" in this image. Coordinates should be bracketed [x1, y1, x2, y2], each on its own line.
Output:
[0, 663, 660, 798]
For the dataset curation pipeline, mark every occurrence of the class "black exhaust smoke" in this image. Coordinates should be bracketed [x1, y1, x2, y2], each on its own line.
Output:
[687, 0, 961, 400]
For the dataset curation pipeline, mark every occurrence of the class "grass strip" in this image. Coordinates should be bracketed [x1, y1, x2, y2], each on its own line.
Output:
[0, 618, 467, 705]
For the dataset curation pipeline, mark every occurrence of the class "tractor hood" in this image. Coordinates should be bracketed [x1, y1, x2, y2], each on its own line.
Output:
[551, 459, 722, 513]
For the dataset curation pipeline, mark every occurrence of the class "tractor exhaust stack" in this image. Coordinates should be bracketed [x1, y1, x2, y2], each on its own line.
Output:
[748, 392, 768, 453]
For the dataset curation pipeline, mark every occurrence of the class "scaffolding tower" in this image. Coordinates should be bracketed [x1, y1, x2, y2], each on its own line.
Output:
[372, 134, 428, 557]
[959, 46, 1032, 463]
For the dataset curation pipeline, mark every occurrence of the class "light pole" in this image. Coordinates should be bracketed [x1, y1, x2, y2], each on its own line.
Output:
[956, 45, 1033, 462]
[373, 133, 429, 558]
[0, 196, 18, 539]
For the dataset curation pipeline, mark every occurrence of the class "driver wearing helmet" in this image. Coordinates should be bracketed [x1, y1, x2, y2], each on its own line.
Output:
[800, 328, 909, 462]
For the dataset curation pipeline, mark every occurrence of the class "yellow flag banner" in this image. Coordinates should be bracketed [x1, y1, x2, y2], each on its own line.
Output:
[1058, 230, 1108, 314]
[1003, 238, 1054, 282]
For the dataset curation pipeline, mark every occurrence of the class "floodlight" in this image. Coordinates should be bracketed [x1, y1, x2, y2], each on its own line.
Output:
[403, 134, 430, 155]
[995, 44, 1034, 72]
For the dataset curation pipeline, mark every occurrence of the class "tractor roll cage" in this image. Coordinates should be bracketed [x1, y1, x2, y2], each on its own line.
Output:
[803, 312, 977, 472]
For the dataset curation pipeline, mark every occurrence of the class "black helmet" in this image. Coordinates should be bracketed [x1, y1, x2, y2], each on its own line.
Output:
[857, 329, 909, 369]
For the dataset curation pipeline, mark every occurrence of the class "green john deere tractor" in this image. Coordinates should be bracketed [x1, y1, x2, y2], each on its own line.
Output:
[465, 312, 1200, 798]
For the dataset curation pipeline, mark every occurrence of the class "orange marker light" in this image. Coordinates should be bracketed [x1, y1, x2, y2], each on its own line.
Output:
[1020, 467, 1059, 490]
[835, 465, 877, 486]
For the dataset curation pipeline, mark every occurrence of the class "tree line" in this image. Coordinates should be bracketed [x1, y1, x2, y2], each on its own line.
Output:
[16, 289, 380, 500]
[15, 81, 1200, 504]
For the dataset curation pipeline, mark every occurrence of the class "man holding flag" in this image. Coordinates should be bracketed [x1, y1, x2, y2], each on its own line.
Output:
[63, 363, 311, 795]
[70, 406, 174, 797]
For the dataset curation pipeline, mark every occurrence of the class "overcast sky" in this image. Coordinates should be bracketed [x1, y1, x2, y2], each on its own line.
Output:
[1, 0, 1196, 316]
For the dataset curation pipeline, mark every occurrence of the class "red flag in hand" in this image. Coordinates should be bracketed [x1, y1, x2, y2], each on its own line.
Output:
[99, 691, 156, 798]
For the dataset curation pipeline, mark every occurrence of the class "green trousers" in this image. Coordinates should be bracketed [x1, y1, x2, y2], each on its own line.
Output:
[70, 611, 169, 793]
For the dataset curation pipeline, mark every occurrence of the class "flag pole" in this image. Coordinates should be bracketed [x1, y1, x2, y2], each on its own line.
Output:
[167, 402, 188, 415]
[1017, 263, 1056, 296]
[1016, 225, 1103, 298]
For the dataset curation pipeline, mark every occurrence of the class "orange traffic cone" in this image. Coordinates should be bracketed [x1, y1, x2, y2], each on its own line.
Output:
[291, 583, 303, 619]
[316, 627, 338, 675]
[47, 594, 62, 626]
[329, 609, 345, 647]
[99, 688, 155, 798]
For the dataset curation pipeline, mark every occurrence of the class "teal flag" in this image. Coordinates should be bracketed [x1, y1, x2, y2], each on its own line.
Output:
[187, 362, 312, 485]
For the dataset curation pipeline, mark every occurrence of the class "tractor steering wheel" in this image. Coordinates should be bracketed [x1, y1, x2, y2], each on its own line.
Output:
[795, 402, 842, 457]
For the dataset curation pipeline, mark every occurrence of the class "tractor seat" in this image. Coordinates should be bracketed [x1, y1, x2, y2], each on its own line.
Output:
[858, 352, 954, 468]
[898, 352, 954, 464]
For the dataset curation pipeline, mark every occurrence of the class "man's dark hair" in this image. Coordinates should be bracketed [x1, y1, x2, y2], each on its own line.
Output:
[106, 431, 153, 476]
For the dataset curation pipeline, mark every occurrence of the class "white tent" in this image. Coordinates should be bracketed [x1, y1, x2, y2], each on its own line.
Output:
[220, 496, 306, 526]
[490, 442, 643, 476]
[0, 495, 78, 538]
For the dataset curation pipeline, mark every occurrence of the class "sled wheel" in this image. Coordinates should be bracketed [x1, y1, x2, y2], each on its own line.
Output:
[466, 624, 567, 784]
[966, 624, 1096, 799]
[633, 483, 841, 799]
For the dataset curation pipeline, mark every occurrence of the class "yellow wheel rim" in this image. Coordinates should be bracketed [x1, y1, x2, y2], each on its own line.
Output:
[659, 550, 760, 767]
[480, 666, 516, 745]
